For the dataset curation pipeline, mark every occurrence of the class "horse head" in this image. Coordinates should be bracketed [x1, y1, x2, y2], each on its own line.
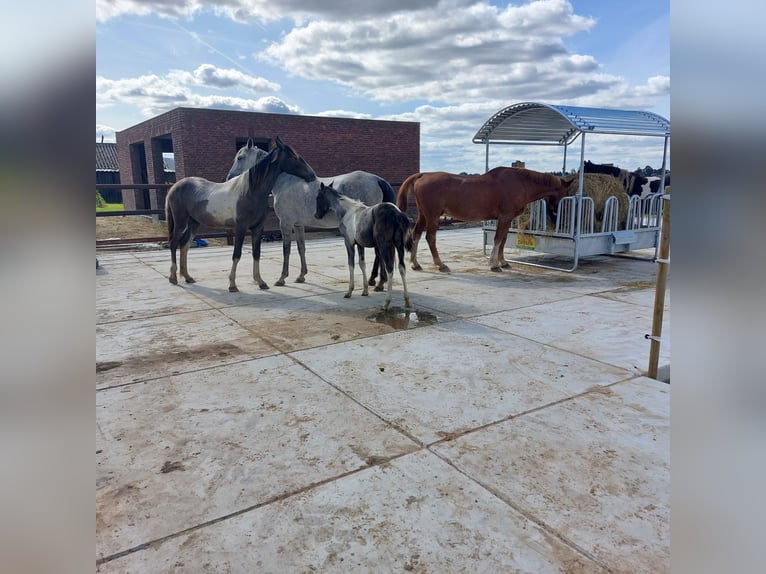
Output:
[314, 181, 337, 219]
[271, 137, 317, 183]
[226, 139, 268, 180]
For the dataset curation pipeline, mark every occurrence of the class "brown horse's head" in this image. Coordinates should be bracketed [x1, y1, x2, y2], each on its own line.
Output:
[541, 173, 579, 220]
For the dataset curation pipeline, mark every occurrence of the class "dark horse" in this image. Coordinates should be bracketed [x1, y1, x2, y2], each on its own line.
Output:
[165, 137, 315, 292]
[315, 182, 413, 311]
[396, 167, 576, 272]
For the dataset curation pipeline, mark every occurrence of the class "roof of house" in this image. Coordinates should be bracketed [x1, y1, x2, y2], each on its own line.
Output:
[96, 142, 119, 171]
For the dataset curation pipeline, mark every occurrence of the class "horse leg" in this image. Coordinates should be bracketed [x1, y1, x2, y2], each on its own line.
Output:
[168, 223, 183, 285]
[344, 241, 356, 298]
[397, 243, 411, 309]
[425, 223, 450, 272]
[497, 219, 512, 268]
[373, 247, 387, 292]
[382, 244, 395, 311]
[368, 251, 378, 287]
[358, 244, 369, 297]
[294, 225, 308, 283]
[179, 220, 200, 283]
[250, 223, 269, 289]
[275, 223, 293, 286]
[228, 228, 246, 292]
[409, 214, 426, 271]
[490, 221, 511, 271]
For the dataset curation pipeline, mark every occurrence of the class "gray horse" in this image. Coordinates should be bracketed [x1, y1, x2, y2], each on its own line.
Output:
[166, 137, 315, 292]
[226, 143, 395, 287]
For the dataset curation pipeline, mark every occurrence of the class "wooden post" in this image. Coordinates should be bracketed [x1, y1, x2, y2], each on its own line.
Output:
[648, 195, 670, 380]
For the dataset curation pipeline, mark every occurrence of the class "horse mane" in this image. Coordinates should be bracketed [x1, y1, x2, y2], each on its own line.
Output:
[228, 166, 252, 196]
[329, 186, 369, 211]
[337, 194, 367, 210]
[246, 147, 278, 193]
[491, 166, 563, 188]
[522, 169, 562, 187]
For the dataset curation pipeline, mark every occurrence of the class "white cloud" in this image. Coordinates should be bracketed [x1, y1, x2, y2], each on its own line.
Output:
[167, 64, 280, 92]
[96, 125, 116, 142]
[262, 0, 599, 104]
[96, 0, 447, 23]
[314, 110, 373, 119]
[95, 1, 669, 174]
[96, 65, 296, 118]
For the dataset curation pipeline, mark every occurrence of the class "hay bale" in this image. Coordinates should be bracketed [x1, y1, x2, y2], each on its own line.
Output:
[566, 173, 628, 230]
[515, 173, 627, 234]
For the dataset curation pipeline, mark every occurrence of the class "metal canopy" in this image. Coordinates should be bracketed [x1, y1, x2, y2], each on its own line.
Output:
[473, 102, 670, 146]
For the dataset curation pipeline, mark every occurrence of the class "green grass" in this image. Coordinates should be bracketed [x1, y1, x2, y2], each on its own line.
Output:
[96, 202, 125, 213]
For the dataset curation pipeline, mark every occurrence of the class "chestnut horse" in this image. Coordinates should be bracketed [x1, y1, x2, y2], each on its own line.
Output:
[396, 167, 576, 272]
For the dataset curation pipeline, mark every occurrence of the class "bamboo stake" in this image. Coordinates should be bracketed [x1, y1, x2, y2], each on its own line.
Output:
[648, 195, 670, 380]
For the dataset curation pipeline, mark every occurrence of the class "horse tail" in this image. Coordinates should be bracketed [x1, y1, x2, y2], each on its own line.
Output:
[165, 187, 175, 241]
[398, 209, 414, 253]
[377, 178, 396, 204]
[396, 172, 420, 213]
[403, 223, 413, 253]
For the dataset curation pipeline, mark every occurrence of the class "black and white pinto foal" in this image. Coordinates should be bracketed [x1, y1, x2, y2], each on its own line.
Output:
[315, 182, 413, 311]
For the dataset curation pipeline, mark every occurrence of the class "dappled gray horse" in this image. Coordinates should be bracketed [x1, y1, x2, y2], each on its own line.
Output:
[226, 144, 395, 287]
[315, 182, 412, 311]
[166, 137, 315, 292]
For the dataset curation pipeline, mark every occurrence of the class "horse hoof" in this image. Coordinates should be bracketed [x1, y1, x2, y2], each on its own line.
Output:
[501, 261, 511, 268]
[362, 291, 369, 297]
[374, 284, 384, 292]
[185, 277, 196, 284]
[344, 293, 352, 299]
[412, 264, 422, 271]
[438, 265, 451, 273]
[275, 279, 286, 287]
[368, 279, 376, 286]
[229, 286, 239, 292]
[294, 277, 305, 284]
[490, 266, 502, 272]
[259, 283, 270, 290]
[169, 277, 178, 285]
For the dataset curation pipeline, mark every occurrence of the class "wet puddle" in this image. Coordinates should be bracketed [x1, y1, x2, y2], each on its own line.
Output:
[367, 307, 439, 330]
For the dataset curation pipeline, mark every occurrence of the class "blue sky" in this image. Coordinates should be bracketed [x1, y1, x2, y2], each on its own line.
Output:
[96, 0, 669, 174]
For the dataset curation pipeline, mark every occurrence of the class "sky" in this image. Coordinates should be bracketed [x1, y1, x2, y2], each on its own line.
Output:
[96, 0, 669, 175]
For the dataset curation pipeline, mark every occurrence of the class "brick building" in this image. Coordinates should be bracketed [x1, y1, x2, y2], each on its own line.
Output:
[115, 107, 420, 213]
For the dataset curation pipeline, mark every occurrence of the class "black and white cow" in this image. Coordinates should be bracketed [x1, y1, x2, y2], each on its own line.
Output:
[583, 161, 668, 199]
[642, 174, 671, 197]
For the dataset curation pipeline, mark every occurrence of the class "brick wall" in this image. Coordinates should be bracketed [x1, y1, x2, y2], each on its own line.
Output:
[116, 107, 419, 187]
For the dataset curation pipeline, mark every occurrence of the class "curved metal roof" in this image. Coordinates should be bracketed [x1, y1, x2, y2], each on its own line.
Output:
[473, 102, 670, 146]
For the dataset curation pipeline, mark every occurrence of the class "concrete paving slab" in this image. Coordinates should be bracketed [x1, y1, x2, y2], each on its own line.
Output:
[97, 263, 212, 323]
[99, 450, 606, 574]
[293, 320, 632, 445]
[96, 354, 420, 560]
[411, 271, 584, 318]
[97, 227, 670, 572]
[432, 377, 669, 574]
[96, 309, 280, 388]
[473, 294, 671, 374]
[218, 291, 455, 354]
